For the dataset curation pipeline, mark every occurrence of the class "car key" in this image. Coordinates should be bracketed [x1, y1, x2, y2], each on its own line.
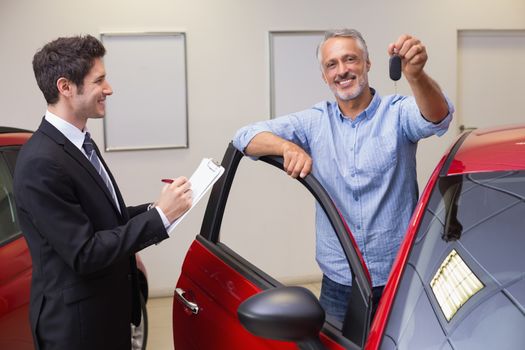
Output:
[389, 54, 401, 94]
[389, 54, 401, 81]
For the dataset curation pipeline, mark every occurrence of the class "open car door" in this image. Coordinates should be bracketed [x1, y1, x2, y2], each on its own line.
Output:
[173, 143, 373, 349]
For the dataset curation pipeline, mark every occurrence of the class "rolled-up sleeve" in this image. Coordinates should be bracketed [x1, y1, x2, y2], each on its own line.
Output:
[233, 122, 274, 154]
[232, 109, 318, 155]
[400, 94, 455, 142]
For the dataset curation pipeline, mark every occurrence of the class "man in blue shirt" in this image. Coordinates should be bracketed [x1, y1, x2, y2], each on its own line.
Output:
[233, 29, 453, 322]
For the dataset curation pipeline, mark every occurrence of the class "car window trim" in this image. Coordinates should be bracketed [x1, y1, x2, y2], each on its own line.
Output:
[440, 131, 471, 177]
[197, 235, 280, 290]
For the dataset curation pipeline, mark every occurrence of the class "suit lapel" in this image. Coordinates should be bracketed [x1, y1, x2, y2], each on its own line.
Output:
[38, 119, 125, 218]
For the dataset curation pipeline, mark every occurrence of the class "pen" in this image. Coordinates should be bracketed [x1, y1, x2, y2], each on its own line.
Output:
[161, 178, 174, 184]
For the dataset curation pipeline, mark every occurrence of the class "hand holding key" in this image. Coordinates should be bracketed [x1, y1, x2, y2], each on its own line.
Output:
[388, 34, 428, 82]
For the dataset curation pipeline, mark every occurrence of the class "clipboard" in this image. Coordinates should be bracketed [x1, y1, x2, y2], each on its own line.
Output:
[167, 158, 224, 234]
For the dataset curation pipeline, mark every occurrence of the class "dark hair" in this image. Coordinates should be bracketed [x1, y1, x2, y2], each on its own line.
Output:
[32, 35, 106, 104]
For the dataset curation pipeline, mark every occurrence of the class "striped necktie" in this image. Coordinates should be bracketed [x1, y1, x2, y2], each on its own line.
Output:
[82, 132, 119, 210]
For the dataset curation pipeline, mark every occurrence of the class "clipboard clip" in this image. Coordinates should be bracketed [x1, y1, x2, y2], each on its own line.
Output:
[207, 158, 221, 171]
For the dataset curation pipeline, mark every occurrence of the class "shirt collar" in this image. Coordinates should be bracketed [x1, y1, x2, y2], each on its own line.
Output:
[45, 110, 87, 151]
[335, 87, 381, 122]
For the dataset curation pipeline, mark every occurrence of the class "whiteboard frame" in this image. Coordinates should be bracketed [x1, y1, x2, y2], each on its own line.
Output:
[100, 32, 189, 151]
[269, 30, 326, 119]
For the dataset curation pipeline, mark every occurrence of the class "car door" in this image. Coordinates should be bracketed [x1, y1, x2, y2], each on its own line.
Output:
[0, 145, 33, 350]
[173, 143, 373, 349]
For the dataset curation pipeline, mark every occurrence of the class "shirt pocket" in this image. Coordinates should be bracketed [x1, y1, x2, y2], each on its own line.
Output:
[358, 135, 397, 175]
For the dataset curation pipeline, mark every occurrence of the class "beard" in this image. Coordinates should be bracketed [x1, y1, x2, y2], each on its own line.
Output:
[330, 72, 368, 101]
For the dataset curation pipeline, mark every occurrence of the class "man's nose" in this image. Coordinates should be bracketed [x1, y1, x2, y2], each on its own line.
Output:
[104, 81, 113, 95]
[336, 68, 349, 79]
[336, 62, 348, 76]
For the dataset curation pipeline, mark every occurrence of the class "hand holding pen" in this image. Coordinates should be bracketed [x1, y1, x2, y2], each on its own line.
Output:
[156, 176, 192, 223]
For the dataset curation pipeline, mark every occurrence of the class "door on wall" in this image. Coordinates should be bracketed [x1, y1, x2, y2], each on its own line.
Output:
[457, 30, 525, 131]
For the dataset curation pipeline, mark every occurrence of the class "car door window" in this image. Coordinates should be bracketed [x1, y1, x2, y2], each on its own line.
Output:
[218, 158, 345, 322]
[220, 159, 322, 284]
[0, 152, 20, 245]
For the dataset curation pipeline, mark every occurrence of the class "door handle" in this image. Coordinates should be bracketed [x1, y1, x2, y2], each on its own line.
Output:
[175, 288, 200, 315]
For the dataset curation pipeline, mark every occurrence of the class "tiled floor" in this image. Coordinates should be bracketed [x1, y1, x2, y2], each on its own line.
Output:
[146, 297, 174, 350]
[146, 281, 322, 349]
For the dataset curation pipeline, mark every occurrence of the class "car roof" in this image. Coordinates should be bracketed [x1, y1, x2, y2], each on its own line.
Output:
[0, 127, 33, 147]
[0, 126, 32, 134]
[446, 124, 525, 175]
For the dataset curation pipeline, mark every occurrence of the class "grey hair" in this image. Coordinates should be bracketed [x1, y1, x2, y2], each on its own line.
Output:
[316, 29, 369, 65]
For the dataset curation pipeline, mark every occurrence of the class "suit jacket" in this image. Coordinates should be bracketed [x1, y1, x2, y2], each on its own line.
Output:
[13, 119, 169, 350]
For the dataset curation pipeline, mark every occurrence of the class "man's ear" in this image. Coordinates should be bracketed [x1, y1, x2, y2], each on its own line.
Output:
[321, 70, 328, 84]
[366, 58, 372, 72]
[56, 77, 73, 97]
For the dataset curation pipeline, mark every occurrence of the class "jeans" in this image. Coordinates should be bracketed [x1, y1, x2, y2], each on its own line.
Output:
[319, 275, 384, 323]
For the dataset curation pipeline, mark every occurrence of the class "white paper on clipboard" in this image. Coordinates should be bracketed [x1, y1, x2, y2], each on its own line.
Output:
[167, 158, 224, 234]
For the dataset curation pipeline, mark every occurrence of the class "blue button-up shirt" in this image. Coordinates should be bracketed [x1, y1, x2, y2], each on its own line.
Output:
[233, 89, 453, 286]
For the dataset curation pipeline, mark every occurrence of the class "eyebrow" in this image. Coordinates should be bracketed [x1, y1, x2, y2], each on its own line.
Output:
[343, 53, 359, 59]
[324, 53, 359, 65]
[92, 73, 106, 82]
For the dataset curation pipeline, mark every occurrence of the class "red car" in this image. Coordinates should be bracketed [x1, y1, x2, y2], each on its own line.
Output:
[173, 124, 525, 349]
[0, 127, 150, 350]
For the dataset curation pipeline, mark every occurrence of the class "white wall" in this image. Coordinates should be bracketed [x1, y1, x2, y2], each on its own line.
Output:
[2, 0, 524, 296]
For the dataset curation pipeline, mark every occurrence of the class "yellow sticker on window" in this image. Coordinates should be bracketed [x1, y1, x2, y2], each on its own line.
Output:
[430, 249, 484, 321]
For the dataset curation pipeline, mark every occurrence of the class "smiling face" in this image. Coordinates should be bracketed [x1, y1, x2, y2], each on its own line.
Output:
[320, 37, 371, 104]
[70, 58, 113, 121]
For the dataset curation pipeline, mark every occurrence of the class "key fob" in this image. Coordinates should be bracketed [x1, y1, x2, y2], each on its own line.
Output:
[389, 54, 402, 81]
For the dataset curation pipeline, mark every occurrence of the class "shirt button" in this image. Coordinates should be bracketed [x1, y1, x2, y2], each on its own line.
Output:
[357, 225, 361, 230]
[352, 124, 356, 128]
[351, 173, 355, 177]
[354, 195, 359, 201]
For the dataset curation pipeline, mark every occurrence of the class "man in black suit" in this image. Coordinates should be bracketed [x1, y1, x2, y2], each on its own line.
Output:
[14, 35, 192, 350]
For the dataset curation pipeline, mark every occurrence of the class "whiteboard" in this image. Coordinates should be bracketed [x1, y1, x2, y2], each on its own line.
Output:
[269, 31, 333, 118]
[101, 32, 188, 151]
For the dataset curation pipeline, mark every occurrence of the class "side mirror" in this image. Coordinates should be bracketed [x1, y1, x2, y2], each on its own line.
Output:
[237, 286, 327, 349]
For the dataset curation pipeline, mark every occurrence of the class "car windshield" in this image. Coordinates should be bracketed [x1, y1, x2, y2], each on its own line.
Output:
[414, 170, 525, 286]
[384, 170, 525, 348]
